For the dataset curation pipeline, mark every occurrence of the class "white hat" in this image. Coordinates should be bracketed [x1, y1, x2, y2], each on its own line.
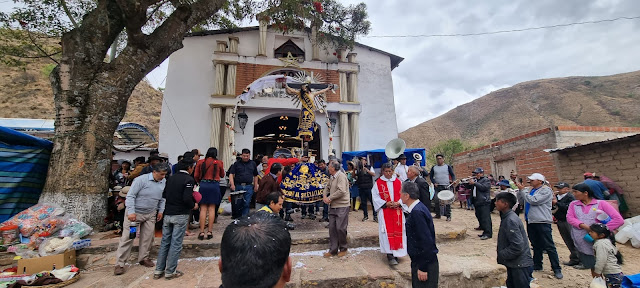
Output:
[527, 173, 545, 182]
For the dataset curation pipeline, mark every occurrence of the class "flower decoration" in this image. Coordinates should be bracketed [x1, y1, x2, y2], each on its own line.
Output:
[313, 1, 323, 13]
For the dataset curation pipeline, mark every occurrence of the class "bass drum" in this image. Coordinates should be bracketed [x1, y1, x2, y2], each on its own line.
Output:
[437, 190, 455, 205]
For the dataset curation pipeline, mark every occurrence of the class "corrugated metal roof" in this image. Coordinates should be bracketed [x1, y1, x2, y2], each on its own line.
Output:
[545, 133, 640, 153]
[0, 118, 156, 146]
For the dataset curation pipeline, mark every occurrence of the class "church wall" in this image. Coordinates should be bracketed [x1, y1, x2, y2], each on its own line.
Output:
[160, 28, 400, 161]
[160, 36, 218, 161]
[352, 46, 399, 150]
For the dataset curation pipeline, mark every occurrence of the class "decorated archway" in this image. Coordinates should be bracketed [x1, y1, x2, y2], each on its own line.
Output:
[252, 114, 321, 159]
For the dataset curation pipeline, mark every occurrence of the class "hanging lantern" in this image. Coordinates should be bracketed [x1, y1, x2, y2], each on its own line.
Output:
[238, 110, 248, 134]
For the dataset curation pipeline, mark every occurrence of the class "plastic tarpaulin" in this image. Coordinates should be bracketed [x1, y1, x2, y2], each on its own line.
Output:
[341, 148, 426, 170]
[0, 126, 53, 223]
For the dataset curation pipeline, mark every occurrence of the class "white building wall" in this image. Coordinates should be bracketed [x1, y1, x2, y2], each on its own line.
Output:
[160, 28, 399, 161]
[352, 46, 399, 150]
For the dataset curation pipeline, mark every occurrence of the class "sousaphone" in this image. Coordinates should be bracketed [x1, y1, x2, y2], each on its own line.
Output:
[385, 138, 406, 160]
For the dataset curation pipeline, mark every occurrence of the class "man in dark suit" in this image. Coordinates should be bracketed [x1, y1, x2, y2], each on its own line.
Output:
[406, 166, 431, 212]
[401, 182, 439, 288]
[255, 163, 283, 211]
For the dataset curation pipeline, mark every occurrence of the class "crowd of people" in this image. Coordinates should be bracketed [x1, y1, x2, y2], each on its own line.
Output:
[105, 148, 630, 288]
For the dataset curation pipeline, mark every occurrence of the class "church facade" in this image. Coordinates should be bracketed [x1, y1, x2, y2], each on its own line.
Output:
[159, 24, 403, 168]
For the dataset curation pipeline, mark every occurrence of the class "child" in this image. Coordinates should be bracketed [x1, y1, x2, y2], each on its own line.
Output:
[495, 192, 533, 288]
[589, 223, 624, 288]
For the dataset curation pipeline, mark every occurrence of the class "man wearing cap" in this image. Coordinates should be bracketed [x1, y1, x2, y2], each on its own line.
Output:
[583, 173, 607, 200]
[552, 182, 580, 267]
[394, 154, 409, 182]
[429, 154, 456, 220]
[516, 173, 563, 279]
[467, 167, 492, 240]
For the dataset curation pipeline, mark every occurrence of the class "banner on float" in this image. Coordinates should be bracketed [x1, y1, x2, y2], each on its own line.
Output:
[280, 163, 328, 204]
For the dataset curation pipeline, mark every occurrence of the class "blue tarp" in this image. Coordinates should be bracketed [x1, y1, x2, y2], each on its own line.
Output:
[0, 126, 52, 222]
[341, 148, 426, 170]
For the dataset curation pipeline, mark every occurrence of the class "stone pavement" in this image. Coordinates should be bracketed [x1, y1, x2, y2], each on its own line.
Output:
[63, 207, 640, 287]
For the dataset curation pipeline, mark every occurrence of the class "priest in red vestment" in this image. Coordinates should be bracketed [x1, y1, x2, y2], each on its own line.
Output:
[371, 162, 408, 266]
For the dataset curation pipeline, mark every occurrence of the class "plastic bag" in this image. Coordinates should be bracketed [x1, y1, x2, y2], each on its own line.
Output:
[55, 218, 93, 239]
[590, 277, 606, 288]
[0, 204, 65, 236]
[38, 237, 76, 257]
[28, 215, 68, 243]
[219, 201, 232, 216]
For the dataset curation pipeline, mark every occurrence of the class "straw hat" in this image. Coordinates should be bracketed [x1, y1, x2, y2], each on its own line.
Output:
[119, 186, 131, 198]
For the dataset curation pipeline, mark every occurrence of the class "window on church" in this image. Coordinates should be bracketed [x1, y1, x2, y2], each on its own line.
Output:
[274, 39, 305, 60]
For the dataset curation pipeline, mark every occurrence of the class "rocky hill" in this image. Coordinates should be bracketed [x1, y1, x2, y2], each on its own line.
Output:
[0, 57, 163, 138]
[400, 70, 640, 150]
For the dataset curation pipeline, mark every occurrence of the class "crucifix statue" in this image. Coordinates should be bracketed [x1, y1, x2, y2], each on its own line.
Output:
[284, 81, 335, 142]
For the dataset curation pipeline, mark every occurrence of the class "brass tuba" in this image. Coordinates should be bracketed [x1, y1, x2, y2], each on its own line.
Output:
[385, 138, 406, 162]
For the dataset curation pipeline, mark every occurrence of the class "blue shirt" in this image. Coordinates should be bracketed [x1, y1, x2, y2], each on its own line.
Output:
[524, 187, 538, 222]
[584, 179, 607, 200]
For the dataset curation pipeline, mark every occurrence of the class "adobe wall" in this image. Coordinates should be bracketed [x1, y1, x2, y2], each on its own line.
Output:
[554, 135, 640, 216]
[453, 128, 560, 184]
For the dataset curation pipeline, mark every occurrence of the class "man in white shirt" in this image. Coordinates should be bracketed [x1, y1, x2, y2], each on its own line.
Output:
[394, 154, 409, 182]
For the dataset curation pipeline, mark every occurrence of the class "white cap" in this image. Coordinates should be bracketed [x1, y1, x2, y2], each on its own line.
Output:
[527, 173, 545, 182]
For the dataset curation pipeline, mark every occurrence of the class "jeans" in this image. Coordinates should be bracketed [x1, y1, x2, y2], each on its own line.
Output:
[358, 186, 377, 218]
[527, 223, 561, 271]
[411, 256, 439, 288]
[474, 203, 492, 237]
[155, 214, 189, 276]
[466, 197, 474, 209]
[237, 184, 254, 217]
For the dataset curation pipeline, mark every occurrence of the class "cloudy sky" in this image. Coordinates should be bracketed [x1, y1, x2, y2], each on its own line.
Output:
[4, 1, 640, 132]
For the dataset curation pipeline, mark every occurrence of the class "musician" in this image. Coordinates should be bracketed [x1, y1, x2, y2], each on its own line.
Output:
[356, 157, 377, 222]
[467, 167, 492, 240]
[429, 154, 456, 220]
[371, 163, 408, 266]
[406, 166, 431, 211]
[394, 154, 409, 182]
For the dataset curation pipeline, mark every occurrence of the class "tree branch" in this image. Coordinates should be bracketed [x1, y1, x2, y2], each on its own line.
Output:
[59, 0, 79, 29]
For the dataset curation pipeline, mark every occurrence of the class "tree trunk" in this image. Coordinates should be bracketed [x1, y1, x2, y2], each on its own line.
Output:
[38, 0, 226, 227]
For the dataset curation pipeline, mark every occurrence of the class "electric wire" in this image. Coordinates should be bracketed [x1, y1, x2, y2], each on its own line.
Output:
[365, 15, 640, 38]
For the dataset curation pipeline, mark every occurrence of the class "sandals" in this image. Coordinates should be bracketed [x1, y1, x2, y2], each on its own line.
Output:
[207, 231, 213, 240]
[165, 270, 184, 280]
[198, 232, 205, 240]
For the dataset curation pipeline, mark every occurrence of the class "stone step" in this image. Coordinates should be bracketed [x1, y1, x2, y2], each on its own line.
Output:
[68, 243, 505, 288]
[76, 211, 466, 262]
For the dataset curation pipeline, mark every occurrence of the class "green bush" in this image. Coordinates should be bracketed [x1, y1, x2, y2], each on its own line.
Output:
[41, 63, 56, 77]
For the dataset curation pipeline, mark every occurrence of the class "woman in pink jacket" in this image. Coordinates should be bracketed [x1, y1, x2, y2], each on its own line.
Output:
[566, 183, 624, 271]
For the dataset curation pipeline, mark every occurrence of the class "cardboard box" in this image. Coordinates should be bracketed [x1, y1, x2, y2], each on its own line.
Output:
[17, 249, 76, 275]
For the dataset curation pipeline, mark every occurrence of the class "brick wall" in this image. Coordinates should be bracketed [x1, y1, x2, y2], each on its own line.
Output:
[554, 134, 640, 216]
[453, 129, 560, 184]
[235, 63, 341, 102]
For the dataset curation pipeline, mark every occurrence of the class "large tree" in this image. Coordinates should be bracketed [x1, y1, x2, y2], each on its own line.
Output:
[0, 0, 370, 226]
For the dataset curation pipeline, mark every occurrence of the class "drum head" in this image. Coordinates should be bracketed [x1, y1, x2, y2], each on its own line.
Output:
[437, 190, 454, 201]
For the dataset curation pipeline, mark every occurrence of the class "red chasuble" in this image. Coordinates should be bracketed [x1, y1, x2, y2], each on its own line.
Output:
[376, 178, 403, 250]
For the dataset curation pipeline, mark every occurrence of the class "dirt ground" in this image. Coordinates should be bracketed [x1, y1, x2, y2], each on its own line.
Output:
[63, 204, 640, 287]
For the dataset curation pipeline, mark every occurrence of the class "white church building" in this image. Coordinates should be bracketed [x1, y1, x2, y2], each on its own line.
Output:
[159, 24, 403, 168]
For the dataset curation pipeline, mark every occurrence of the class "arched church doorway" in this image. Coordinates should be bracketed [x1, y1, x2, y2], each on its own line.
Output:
[253, 115, 321, 159]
